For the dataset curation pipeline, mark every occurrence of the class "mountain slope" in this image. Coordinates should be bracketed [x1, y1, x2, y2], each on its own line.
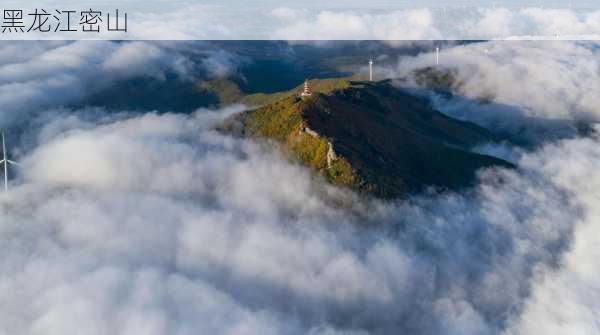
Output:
[231, 79, 514, 198]
[201, 76, 357, 107]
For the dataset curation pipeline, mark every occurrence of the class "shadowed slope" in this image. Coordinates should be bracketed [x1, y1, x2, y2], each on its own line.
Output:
[233, 80, 514, 198]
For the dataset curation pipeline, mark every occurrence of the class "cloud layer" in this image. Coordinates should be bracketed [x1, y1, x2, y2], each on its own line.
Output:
[0, 41, 194, 126]
[0, 41, 251, 126]
[1, 4, 599, 40]
[1, 108, 599, 335]
[1, 40, 600, 334]
[386, 41, 600, 143]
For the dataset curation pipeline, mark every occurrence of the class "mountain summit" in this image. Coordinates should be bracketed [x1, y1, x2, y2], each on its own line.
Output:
[228, 79, 513, 198]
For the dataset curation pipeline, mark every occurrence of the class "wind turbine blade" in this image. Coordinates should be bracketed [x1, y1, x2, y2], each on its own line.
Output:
[1, 132, 5, 161]
[0, 159, 4, 164]
[6, 160, 19, 166]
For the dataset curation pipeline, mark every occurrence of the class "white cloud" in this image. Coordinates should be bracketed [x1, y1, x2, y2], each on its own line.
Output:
[0, 4, 599, 40]
[130, 6, 600, 40]
[102, 42, 167, 79]
[269, 7, 308, 21]
[0, 41, 234, 126]
[200, 49, 248, 78]
[131, 5, 237, 40]
[502, 129, 600, 335]
[272, 9, 442, 40]
[466, 8, 522, 38]
[269, 7, 600, 41]
[455, 8, 600, 39]
[389, 41, 600, 142]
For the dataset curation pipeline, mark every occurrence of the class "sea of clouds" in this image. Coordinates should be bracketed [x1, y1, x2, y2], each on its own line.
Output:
[0, 40, 599, 335]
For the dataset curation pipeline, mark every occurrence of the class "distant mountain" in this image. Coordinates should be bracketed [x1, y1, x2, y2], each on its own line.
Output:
[203, 76, 360, 107]
[225, 79, 514, 198]
[79, 41, 464, 112]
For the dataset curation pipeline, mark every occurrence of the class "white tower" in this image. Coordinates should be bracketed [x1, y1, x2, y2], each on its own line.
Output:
[368, 58, 373, 81]
[300, 79, 312, 97]
[436, 47, 440, 65]
[0, 132, 19, 193]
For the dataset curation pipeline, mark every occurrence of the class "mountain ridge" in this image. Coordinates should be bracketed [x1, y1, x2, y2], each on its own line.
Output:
[224, 79, 514, 198]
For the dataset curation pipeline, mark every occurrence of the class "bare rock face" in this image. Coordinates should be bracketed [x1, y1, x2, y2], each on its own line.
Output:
[326, 142, 337, 169]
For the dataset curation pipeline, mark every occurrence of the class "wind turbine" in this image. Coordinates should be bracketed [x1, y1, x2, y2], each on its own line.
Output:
[368, 57, 373, 81]
[435, 46, 440, 65]
[1, 132, 19, 193]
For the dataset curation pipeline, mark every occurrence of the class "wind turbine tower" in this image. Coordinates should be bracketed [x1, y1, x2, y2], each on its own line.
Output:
[1, 132, 19, 193]
[369, 58, 373, 81]
[436, 47, 440, 65]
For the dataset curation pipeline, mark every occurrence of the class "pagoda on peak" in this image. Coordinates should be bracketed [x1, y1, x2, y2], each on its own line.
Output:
[300, 79, 312, 97]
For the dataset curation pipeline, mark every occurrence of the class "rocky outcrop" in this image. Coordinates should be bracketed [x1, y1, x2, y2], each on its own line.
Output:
[327, 141, 337, 169]
[299, 121, 320, 138]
